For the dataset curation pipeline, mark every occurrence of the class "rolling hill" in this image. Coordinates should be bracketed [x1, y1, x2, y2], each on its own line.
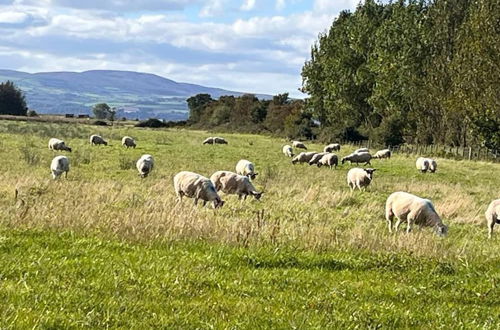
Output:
[0, 69, 272, 120]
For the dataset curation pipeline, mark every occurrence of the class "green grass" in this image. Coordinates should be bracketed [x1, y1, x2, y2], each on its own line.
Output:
[0, 120, 499, 328]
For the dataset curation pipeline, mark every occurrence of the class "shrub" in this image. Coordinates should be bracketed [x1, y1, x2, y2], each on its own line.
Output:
[135, 118, 167, 128]
[93, 120, 109, 126]
[27, 110, 38, 117]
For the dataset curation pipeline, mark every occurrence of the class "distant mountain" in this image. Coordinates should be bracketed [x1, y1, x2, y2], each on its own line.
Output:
[0, 69, 272, 120]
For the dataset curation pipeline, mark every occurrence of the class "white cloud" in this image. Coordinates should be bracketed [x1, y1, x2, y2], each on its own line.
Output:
[275, 0, 285, 10]
[313, 0, 359, 13]
[0, 11, 28, 23]
[240, 0, 255, 11]
[199, 0, 226, 17]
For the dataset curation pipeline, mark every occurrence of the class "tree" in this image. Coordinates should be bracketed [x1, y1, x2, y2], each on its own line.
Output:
[0, 81, 27, 116]
[92, 103, 115, 120]
[187, 94, 213, 123]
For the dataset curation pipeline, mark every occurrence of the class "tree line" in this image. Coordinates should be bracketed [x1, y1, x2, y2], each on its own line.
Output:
[302, 0, 499, 150]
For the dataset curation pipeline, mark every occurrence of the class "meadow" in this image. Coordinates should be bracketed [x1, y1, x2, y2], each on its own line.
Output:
[0, 120, 498, 328]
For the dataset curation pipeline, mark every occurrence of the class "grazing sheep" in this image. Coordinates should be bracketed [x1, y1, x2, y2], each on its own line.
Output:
[291, 152, 317, 164]
[122, 136, 136, 148]
[347, 168, 376, 190]
[385, 191, 448, 236]
[292, 141, 307, 150]
[416, 157, 429, 172]
[318, 153, 338, 169]
[309, 152, 329, 165]
[373, 149, 391, 159]
[203, 137, 215, 144]
[174, 171, 224, 208]
[429, 159, 438, 173]
[324, 143, 340, 152]
[50, 155, 70, 180]
[136, 154, 154, 178]
[236, 159, 258, 180]
[355, 148, 369, 153]
[485, 199, 500, 239]
[48, 138, 72, 152]
[282, 145, 294, 157]
[341, 152, 372, 165]
[210, 170, 235, 191]
[214, 137, 228, 144]
[90, 134, 108, 146]
[219, 172, 263, 200]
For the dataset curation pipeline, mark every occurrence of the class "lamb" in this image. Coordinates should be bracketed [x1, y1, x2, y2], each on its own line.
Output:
[385, 191, 448, 236]
[122, 136, 136, 148]
[485, 199, 500, 239]
[90, 134, 108, 146]
[50, 155, 69, 180]
[218, 172, 263, 200]
[341, 152, 372, 165]
[317, 153, 338, 169]
[236, 159, 258, 180]
[373, 149, 391, 159]
[308, 152, 329, 165]
[48, 138, 72, 152]
[355, 148, 369, 153]
[210, 170, 234, 191]
[174, 171, 224, 208]
[136, 154, 154, 178]
[291, 152, 317, 164]
[282, 145, 294, 157]
[292, 141, 307, 150]
[347, 168, 376, 190]
[324, 143, 340, 152]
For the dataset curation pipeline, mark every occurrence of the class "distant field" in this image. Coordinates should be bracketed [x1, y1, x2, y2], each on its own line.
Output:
[0, 120, 498, 328]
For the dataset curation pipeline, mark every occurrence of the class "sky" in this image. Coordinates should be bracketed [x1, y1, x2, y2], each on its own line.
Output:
[0, 0, 360, 97]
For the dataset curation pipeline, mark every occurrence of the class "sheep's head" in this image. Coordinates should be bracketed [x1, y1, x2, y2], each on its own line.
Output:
[364, 168, 376, 180]
[252, 191, 263, 200]
[67, 147, 72, 152]
[249, 173, 258, 180]
[213, 198, 225, 209]
[435, 224, 448, 236]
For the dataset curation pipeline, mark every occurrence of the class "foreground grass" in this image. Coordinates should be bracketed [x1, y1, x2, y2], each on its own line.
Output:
[0, 120, 499, 327]
[1, 228, 498, 328]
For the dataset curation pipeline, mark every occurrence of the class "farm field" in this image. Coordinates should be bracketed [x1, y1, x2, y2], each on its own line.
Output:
[0, 120, 499, 328]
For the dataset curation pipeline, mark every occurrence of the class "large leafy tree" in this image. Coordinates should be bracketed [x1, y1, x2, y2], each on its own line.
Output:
[0, 81, 27, 116]
[92, 103, 116, 120]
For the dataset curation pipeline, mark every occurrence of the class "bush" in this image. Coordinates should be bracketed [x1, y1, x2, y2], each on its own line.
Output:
[135, 118, 167, 128]
[93, 120, 109, 126]
[27, 110, 38, 117]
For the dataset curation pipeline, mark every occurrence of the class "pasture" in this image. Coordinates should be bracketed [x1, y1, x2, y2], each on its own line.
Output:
[0, 120, 498, 328]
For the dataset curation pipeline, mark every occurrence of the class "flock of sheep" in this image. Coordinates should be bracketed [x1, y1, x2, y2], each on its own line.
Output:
[46, 135, 499, 239]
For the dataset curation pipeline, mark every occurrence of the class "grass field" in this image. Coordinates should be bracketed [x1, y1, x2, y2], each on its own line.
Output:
[0, 120, 498, 328]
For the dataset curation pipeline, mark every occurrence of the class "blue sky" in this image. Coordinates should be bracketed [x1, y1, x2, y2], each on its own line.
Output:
[0, 0, 360, 97]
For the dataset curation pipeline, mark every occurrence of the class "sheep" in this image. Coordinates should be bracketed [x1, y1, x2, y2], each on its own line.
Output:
[291, 152, 317, 164]
[292, 141, 307, 150]
[485, 199, 500, 239]
[347, 168, 376, 190]
[48, 138, 72, 152]
[373, 149, 391, 159]
[317, 153, 338, 169]
[202, 137, 214, 144]
[355, 148, 369, 153]
[429, 159, 438, 173]
[203, 137, 228, 145]
[174, 171, 224, 208]
[385, 191, 448, 236]
[90, 134, 108, 146]
[50, 155, 70, 180]
[136, 154, 154, 178]
[341, 152, 372, 165]
[324, 143, 340, 152]
[308, 152, 329, 165]
[416, 157, 429, 172]
[122, 136, 136, 148]
[218, 172, 263, 200]
[282, 145, 294, 157]
[210, 170, 234, 191]
[236, 159, 258, 180]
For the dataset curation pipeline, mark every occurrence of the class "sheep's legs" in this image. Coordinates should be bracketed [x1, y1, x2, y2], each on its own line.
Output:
[394, 218, 402, 232]
[406, 218, 414, 233]
[385, 209, 394, 233]
[65, 171, 68, 179]
[488, 219, 495, 239]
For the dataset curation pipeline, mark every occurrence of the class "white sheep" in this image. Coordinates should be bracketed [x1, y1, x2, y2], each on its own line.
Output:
[373, 149, 391, 159]
[219, 172, 263, 200]
[485, 199, 500, 239]
[236, 159, 258, 180]
[210, 170, 234, 191]
[122, 136, 136, 148]
[50, 155, 70, 180]
[341, 152, 372, 165]
[291, 152, 317, 164]
[90, 134, 108, 146]
[308, 152, 329, 165]
[324, 143, 340, 152]
[429, 159, 437, 173]
[347, 168, 376, 190]
[202, 137, 214, 144]
[48, 138, 72, 152]
[136, 154, 154, 178]
[292, 141, 307, 150]
[416, 157, 437, 173]
[355, 148, 369, 153]
[385, 191, 448, 236]
[174, 171, 224, 208]
[317, 153, 338, 169]
[282, 145, 294, 157]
